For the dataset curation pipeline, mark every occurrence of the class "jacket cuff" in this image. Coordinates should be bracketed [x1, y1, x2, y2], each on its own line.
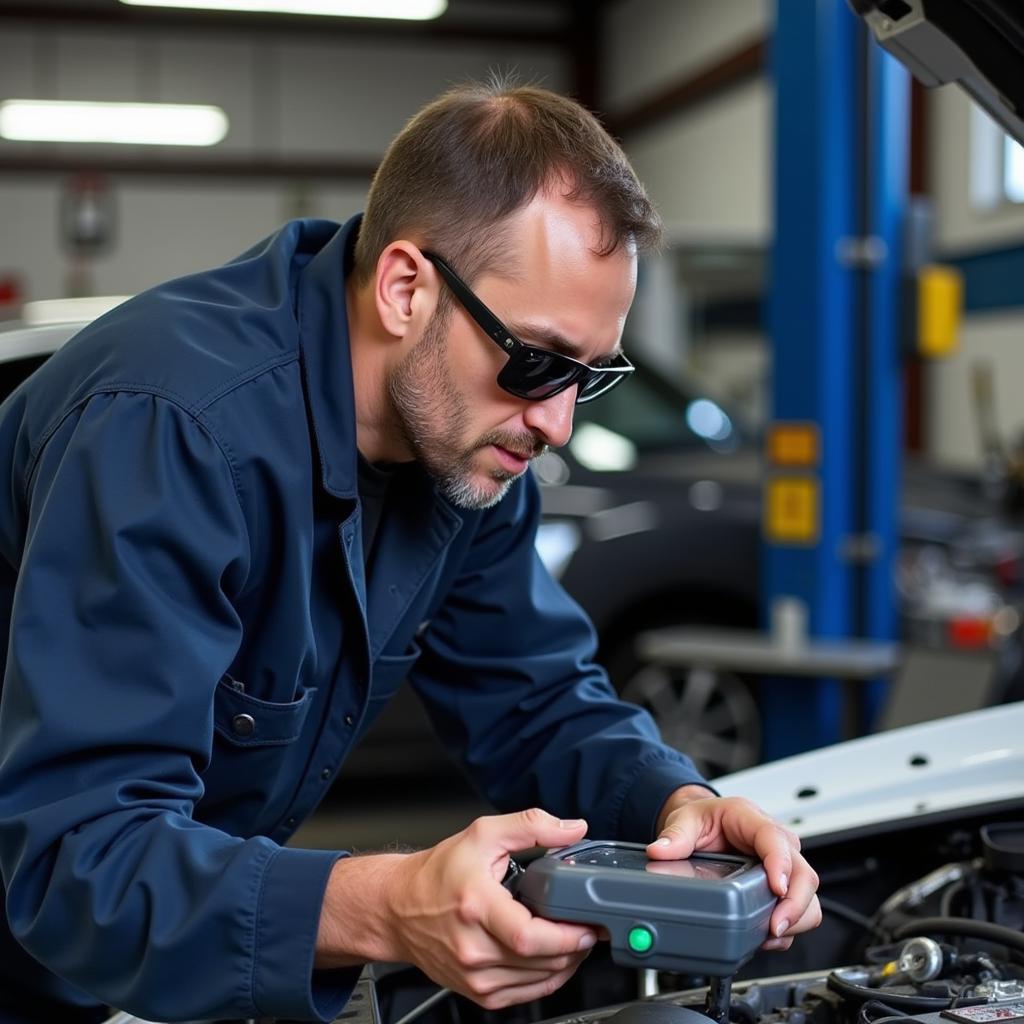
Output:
[253, 845, 359, 1021]
[617, 756, 718, 842]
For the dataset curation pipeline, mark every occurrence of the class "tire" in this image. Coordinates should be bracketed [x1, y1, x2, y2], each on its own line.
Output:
[603, 623, 763, 780]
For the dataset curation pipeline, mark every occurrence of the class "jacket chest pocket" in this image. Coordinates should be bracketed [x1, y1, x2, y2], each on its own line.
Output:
[201, 678, 319, 827]
[212, 678, 317, 747]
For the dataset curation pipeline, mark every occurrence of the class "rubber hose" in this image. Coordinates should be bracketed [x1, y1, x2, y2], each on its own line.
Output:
[939, 882, 966, 919]
[825, 971, 983, 1011]
[891, 917, 1024, 957]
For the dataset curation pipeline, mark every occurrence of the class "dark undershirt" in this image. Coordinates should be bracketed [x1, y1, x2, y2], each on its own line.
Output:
[356, 453, 400, 569]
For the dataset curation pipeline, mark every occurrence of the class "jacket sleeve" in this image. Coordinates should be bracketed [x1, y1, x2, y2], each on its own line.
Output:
[409, 473, 713, 842]
[0, 391, 351, 1023]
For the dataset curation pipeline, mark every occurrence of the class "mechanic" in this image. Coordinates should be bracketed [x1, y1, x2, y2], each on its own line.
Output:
[0, 81, 820, 1024]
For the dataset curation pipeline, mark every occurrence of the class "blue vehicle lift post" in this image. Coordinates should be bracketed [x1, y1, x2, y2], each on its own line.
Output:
[762, 0, 908, 758]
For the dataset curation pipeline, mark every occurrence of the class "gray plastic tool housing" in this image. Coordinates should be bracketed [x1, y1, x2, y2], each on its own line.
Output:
[516, 840, 775, 975]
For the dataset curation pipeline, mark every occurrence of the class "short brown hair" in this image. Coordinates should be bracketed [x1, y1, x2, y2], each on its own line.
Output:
[353, 79, 662, 286]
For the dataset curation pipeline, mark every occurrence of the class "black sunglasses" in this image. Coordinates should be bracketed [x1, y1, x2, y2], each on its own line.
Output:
[422, 251, 634, 404]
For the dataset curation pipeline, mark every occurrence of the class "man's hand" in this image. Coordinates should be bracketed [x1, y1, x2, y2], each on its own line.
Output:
[316, 809, 598, 1010]
[648, 786, 821, 951]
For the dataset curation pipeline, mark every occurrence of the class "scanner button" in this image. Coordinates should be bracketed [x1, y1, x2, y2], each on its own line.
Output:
[628, 926, 654, 954]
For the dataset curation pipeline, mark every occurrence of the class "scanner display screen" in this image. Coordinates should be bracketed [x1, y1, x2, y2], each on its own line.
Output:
[561, 845, 742, 880]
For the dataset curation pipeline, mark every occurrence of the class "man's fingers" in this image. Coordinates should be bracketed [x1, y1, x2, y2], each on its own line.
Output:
[791, 894, 823, 934]
[742, 817, 815, 939]
[645, 833, 697, 859]
[771, 892, 822, 939]
[484, 887, 598, 960]
[470, 960, 585, 1011]
[768, 854, 818, 937]
[697, 802, 802, 904]
[751, 823, 798, 899]
[459, 952, 591, 999]
[644, 796, 819, 944]
[470, 808, 587, 856]
[645, 811, 701, 859]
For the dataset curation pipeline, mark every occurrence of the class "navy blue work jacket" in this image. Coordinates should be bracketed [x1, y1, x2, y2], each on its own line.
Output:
[0, 217, 707, 1023]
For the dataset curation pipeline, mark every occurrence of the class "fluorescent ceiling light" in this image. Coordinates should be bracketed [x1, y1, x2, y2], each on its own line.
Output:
[0, 100, 229, 146]
[119, 0, 447, 18]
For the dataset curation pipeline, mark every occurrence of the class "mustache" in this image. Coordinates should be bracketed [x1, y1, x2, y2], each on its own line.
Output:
[479, 431, 548, 461]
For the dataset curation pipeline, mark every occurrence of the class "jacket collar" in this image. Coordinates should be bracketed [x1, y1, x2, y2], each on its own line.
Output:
[295, 214, 363, 499]
[293, 215, 464, 574]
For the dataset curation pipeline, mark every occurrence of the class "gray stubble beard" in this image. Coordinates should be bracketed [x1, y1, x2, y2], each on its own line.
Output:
[386, 311, 529, 511]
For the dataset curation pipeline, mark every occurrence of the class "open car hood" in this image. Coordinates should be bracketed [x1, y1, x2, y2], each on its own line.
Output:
[714, 700, 1024, 847]
[852, 0, 1024, 144]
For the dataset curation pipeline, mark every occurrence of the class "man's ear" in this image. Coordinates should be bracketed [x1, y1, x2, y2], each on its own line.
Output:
[374, 242, 432, 340]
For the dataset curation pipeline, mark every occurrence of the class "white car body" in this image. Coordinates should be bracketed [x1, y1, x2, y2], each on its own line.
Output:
[714, 700, 1024, 844]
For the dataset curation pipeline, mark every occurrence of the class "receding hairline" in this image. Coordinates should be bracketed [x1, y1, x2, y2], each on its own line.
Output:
[363, 173, 639, 291]
[353, 79, 662, 287]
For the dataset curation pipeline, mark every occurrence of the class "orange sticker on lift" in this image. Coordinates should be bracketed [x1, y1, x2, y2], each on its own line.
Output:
[767, 423, 820, 467]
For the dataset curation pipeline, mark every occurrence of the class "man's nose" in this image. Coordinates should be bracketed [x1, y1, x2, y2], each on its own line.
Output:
[522, 386, 577, 449]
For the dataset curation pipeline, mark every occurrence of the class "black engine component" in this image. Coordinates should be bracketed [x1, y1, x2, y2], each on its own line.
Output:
[374, 820, 1024, 1024]
[605, 1005, 715, 1024]
[524, 821, 1024, 1024]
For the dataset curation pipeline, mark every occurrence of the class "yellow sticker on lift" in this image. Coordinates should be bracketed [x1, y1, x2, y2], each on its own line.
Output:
[765, 476, 819, 544]
[918, 264, 963, 359]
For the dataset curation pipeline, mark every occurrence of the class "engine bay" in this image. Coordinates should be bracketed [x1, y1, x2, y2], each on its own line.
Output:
[520, 817, 1024, 1024]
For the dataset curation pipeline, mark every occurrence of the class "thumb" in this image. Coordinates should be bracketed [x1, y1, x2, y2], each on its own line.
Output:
[475, 807, 588, 854]
[647, 812, 700, 860]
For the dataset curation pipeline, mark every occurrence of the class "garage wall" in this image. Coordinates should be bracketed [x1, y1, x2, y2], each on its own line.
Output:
[600, 0, 770, 416]
[0, 22, 566, 302]
[603, 0, 770, 243]
[603, 0, 768, 115]
[0, 176, 370, 300]
[927, 86, 1024, 468]
[621, 80, 771, 245]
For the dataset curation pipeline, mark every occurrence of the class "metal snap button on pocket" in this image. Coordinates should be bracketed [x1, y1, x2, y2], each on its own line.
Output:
[231, 713, 256, 738]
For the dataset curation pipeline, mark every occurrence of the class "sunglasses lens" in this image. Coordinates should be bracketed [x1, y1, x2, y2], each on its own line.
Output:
[500, 348, 634, 403]
[425, 250, 635, 404]
[577, 370, 625, 402]
[500, 348, 582, 400]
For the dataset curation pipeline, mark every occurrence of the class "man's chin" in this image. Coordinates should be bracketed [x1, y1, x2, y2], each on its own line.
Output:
[439, 470, 516, 511]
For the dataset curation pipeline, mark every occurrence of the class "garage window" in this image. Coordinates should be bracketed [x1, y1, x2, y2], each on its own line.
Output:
[1004, 135, 1024, 203]
[969, 105, 1024, 208]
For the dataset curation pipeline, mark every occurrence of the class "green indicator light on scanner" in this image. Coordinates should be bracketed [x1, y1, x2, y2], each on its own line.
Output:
[628, 926, 654, 954]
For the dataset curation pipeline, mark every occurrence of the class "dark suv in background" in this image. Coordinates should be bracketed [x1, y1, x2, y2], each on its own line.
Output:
[353, 350, 1024, 788]
[1, 313, 1018, 794]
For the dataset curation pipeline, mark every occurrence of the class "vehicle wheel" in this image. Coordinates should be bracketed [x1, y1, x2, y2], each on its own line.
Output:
[609, 647, 762, 780]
